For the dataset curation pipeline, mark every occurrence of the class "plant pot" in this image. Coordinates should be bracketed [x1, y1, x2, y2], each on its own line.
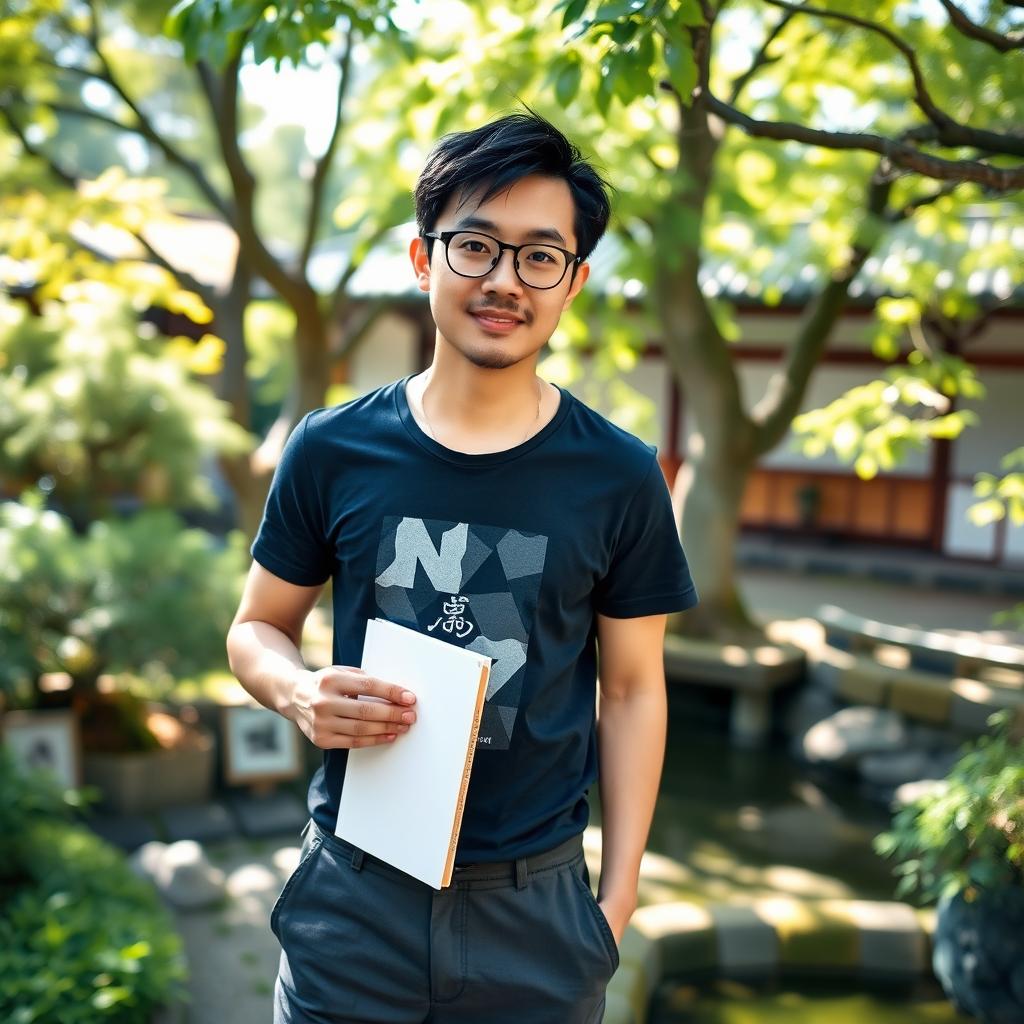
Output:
[933, 885, 1024, 1024]
[82, 725, 215, 815]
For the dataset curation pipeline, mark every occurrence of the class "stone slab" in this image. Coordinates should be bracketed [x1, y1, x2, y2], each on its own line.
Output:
[754, 897, 859, 969]
[162, 801, 236, 843]
[86, 813, 160, 851]
[710, 904, 778, 974]
[836, 663, 889, 706]
[632, 902, 716, 977]
[887, 674, 952, 725]
[230, 792, 309, 838]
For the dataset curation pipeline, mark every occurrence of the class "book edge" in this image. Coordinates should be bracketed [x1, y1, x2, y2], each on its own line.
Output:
[440, 661, 491, 888]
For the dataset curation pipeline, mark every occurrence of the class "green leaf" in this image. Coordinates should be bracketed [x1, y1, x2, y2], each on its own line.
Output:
[665, 41, 697, 101]
[555, 60, 583, 108]
[561, 0, 589, 30]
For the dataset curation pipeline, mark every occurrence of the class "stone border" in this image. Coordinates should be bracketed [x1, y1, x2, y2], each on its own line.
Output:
[603, 897, 936, 1024]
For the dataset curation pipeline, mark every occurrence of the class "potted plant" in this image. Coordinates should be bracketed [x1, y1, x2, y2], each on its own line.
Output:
[0, 494, 248, 813]
[873, 709, 1024, 1024]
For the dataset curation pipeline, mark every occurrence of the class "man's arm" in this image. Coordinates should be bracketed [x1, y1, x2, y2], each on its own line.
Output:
[593, 611, 669, 945]
[227, 562, 416, 747]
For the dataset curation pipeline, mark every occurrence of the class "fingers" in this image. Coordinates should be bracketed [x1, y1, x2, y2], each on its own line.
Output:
[305, 667, 418, 750]
[327, 668, 416, 709]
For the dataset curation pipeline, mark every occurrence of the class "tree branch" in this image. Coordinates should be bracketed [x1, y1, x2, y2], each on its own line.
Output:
[78, 0, 233, 221]
[1, 107, 78, 188]
[702, 91, 1024, 189]
[727, 9, 795, 104]
[762, 0, 1024, 157]
[299, 32, 355, 273]
[938, 0, 1024, 51]
[199, 49, 311, 311]
[751, 168, 895, 452]
[886, 181, 962, 222]
[4, 100, 213, 301]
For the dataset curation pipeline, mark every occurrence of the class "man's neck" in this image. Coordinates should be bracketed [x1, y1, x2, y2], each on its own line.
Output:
[406, 347, 559, 454]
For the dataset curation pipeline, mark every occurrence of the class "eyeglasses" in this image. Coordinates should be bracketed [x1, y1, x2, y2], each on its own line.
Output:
[423, 230, 581, 290]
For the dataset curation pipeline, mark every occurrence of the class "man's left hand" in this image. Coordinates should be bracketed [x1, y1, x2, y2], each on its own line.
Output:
[598, 894, 636, 950]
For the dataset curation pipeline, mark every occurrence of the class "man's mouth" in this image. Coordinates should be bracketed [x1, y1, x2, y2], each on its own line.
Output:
[469, 310, 524, 332]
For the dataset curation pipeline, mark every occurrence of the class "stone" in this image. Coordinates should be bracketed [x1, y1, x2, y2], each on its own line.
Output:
[780, 682, 840, 741]
[800, 707, 908, 767]
[131, 839, 226, 910]
[162, 802, 236, 843]
[858, 750, 931, 787]
[710, 904, 778, 974]
[85, 813, 160, 852]
[892, 779, 948, 809]
[230, 791, 309, 838]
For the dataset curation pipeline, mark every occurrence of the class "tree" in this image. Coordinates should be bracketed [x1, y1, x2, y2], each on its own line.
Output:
[544, 0, 1024, 637]
[1, 0, 417, 535]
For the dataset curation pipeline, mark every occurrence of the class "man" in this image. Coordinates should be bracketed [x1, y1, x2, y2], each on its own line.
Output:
[227, 111, 698, 1023]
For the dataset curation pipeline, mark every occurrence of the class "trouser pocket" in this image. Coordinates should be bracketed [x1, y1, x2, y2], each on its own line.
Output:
[569, 854, 620, 973]
[270, 821, 324, 939]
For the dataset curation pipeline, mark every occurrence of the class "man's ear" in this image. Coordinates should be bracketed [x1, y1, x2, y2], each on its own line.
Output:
[562, 261, 590, 311]
[409, 236, 431, 293]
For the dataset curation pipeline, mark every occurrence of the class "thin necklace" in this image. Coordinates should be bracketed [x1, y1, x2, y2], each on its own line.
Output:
[418, 375, 542, 449]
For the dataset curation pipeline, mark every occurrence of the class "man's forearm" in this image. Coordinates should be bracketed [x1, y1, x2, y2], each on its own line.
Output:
[595, 686, 667, 915]
[227, 620, 308, 721]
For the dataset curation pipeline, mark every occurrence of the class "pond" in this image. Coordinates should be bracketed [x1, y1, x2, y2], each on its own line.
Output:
[588, 686, 968, 1022]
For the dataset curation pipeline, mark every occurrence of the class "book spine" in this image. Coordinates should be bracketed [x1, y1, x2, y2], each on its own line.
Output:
[443, 664, 489, 886]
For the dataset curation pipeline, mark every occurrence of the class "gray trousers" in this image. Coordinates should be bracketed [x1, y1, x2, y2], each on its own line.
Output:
[272, 819, 618, 1023]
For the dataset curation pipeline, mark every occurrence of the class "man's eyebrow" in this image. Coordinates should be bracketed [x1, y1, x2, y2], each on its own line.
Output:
[452, 215, 568, 247]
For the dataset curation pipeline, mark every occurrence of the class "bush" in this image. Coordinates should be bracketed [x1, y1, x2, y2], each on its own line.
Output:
[874, 710, 1024, 904]
[0, 492, 247, 710]
[0, 753, 187, 1022]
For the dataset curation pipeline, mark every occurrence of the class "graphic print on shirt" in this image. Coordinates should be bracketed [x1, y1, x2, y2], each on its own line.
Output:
[374, 516, 548, 751]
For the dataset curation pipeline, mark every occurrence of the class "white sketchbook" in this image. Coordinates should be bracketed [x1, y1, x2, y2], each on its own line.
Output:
[335, 617, 491, 889]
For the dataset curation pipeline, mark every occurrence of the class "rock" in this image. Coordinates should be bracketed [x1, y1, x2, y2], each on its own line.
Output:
[925, 746, 964, 780]
[780, 683, 840, 742]
[892, 779, 948, 809]
[801, 707, 908, 768]
[130, 839, 226, 910]
[858, 750, 931, 787]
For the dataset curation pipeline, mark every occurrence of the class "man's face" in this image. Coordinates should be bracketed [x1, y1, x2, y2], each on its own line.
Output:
[410, 173, 590, 371]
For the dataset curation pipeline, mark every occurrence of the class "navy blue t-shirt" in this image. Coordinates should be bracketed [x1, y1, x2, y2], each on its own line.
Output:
[251, 375, 698, 862]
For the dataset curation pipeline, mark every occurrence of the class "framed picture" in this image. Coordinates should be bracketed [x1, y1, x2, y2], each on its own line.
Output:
[2, 710, 81, 789]
[222, 704, 302, 786]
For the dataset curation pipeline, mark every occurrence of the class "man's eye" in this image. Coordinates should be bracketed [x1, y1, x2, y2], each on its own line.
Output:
[528, 250, 556, 264]
[461, 240, 490, 253]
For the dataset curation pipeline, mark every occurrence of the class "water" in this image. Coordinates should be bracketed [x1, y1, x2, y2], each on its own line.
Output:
[590, 689, 963, 1022]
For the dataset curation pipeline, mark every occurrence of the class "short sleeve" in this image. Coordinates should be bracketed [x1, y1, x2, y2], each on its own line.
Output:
[250, 414, 333, 586]
[592, 454, 699, 618]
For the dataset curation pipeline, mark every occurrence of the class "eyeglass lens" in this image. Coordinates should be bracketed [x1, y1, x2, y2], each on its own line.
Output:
[445, 232, 569, 288]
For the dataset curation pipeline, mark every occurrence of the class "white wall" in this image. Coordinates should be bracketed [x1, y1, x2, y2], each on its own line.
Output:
[348, 313, 419, 395]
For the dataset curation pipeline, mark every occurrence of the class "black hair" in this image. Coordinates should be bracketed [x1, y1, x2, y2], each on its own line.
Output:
[414, 111, 612, 263]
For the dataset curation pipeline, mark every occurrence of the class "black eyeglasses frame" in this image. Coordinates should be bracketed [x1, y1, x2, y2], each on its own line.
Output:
[422, 230, 582, 290]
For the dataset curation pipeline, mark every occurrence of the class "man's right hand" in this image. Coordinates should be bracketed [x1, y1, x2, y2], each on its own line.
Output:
[289, 666, 417, 749]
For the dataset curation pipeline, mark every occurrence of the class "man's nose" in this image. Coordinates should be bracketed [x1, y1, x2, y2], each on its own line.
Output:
[482, 247, 524, 295]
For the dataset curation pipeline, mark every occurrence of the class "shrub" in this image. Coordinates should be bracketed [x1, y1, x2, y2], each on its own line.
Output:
[874, 710, 1024, 904]
[0, 752, 187, 1022]
[0, 492, 247, 710]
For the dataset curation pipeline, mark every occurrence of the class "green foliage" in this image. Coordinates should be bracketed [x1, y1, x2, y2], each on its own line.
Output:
[165, 0, 405, 69]
[0, 284, 251, 523]
[873, 710, 1024, 906]
[970, 446, 1024, 528]
[0, 492, 248, 705]
[791, 350, 984, 479]
[0, 751, 187, 1023]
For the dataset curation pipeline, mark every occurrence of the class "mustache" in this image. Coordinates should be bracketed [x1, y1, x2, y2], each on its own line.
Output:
[467, 303, 533, 324]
